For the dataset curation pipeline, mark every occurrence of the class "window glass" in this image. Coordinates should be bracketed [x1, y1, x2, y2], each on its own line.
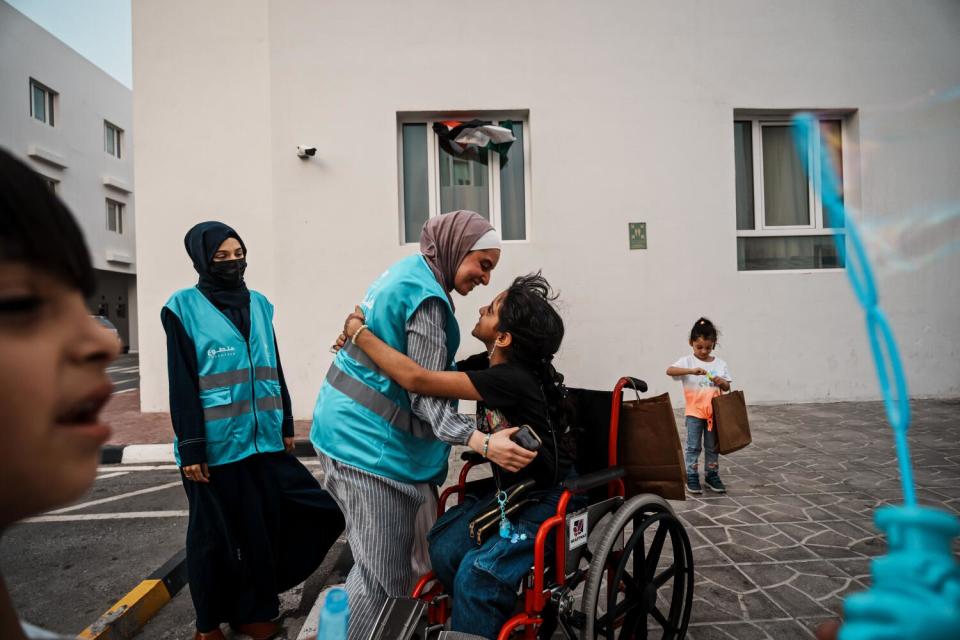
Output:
[401, 124, 430, 243]
[737, 235, 843, 270]
[734, 121, 754, 230]
[762, 125, 810, 226]
[439, 146, 489, 219]
[106, 200, 124, 234]
[32, 83, 46, 123]
[499, 121, 526, 240]
[820, 119, 844, 227]
[105, 124, 116, 156]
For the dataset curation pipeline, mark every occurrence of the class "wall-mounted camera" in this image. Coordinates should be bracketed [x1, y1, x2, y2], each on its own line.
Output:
[297, 145, 317, 159]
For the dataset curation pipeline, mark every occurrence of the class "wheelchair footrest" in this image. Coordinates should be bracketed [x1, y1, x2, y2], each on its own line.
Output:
[368, 596, 428, 640]
[437, 633, 488, 639]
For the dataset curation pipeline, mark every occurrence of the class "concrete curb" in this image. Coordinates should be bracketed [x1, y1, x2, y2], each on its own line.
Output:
[100, 439, 317, 464]
[79, 549, 188, 640]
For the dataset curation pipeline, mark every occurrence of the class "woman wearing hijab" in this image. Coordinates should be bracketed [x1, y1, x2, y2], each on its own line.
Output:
[162, 221, 344, 640]
[310, 210, 536, 639]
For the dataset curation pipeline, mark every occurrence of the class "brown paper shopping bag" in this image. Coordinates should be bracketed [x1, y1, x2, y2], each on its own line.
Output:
[618, 392, 687, 501]
[711, 390, 752, 454]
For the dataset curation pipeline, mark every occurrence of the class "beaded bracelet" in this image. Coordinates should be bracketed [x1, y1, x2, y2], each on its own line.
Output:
[482, 433, 491, 458]
[350, 324, 369, 344]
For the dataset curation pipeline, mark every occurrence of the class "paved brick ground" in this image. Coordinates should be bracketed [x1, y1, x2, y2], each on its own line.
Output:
[102, 392, 960, 639]
[101, 389, 312, 445]
[669, 399, 960, 639]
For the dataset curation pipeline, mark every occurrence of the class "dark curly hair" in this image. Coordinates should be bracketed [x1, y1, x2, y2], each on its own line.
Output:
[690, 317, 719, 344]
[497, 272, 572, 430]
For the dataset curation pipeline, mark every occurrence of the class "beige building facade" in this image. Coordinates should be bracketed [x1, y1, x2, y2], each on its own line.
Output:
[133, 0, 960, 415]
[1, 0, 138, 350]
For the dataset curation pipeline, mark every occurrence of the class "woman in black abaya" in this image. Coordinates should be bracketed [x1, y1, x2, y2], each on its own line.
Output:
[161, 221, 343, 640]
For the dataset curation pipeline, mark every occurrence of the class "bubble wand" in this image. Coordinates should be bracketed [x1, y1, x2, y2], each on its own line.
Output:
[792, 113, 960, 640]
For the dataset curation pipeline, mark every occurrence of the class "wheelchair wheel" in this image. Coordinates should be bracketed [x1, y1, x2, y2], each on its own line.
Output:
[580, 495, 694, 639]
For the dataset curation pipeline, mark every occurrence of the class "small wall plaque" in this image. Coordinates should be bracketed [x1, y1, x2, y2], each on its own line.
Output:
[629, 222, 647, 250]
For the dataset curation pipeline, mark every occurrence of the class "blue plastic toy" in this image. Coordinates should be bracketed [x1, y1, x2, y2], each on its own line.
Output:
[496, 490, 528, 543]
[792, 114, 960, 640]
[317, 586, 350, 640]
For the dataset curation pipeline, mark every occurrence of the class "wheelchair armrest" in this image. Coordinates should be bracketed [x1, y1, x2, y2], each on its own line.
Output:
[460, 451, 488, 464]
[562, 467, 625, 493]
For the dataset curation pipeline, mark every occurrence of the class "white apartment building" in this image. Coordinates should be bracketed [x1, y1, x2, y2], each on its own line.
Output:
[0, 0, 137, 351]
[133, 0, 959, 416]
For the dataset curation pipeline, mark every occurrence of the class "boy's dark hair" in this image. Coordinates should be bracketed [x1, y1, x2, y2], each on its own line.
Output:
[690, 316, 719, 343]
[0, 147, 95, 295]
[497, 272, 572, 429]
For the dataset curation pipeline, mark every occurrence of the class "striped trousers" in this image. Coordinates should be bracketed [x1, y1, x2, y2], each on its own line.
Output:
[318, 453, 431, 640]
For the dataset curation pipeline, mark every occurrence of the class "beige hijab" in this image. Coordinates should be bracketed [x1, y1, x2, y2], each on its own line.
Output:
[419, 210, 496, 306]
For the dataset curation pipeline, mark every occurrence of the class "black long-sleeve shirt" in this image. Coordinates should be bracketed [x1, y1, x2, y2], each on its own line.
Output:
[161, 307, 294, 467]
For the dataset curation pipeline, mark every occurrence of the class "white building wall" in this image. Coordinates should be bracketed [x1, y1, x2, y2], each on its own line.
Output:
[0, 0, 137, 346]
[134, 0, 960, 415]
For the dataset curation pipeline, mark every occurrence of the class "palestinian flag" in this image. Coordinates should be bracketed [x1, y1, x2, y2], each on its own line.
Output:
[432, 119, 517, 167]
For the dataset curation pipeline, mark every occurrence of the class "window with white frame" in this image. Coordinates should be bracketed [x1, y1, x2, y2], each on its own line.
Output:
[104, 121, 123, 158]
[29, 79, 56, 126]
[399, 116, 529, 244]
[106, 199, 124, 234]
[735, 114, 848, 271]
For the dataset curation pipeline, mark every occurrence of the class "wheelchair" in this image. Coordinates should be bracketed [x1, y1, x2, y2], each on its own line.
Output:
[371, 377, 695, 640]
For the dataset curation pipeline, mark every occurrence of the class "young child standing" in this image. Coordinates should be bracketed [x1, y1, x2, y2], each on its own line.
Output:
[666, 317, 732, 495]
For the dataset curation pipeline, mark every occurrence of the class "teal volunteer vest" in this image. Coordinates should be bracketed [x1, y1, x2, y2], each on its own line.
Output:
[165, 286, 285, 466]
[310, 254, 460, 485]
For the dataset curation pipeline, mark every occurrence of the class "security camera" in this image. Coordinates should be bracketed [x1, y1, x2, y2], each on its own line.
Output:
[297, 145, 317, 159]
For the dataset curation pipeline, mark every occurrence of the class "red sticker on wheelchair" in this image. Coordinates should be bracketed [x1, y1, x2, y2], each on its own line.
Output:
[567, 512, 588, 549]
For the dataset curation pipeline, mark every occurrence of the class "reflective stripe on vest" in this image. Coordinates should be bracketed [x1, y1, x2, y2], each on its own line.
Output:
[310, 254, 458, 484]
[203, 393, 284, 422]
[164, 287, 284, 466]
[203, 399, 252, 422]
[198, 366, 279, 391]
[342, 341, 378, 374]
[324, 361, 431, 439]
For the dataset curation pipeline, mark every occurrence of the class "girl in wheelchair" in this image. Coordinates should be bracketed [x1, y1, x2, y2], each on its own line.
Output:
[344, 272, 581, 639]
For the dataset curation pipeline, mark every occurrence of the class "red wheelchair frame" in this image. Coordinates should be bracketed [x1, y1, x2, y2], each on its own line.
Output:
[408, 376, 695, 640]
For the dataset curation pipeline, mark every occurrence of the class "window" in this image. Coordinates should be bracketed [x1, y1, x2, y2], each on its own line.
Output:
[399, 117, 529, 243]
[106, 199, 124, 234]
[29, 79, 56, 126]
[735, 114, 847, 271]
[104, 121, 123, 158]
[36, 173, 58, 193]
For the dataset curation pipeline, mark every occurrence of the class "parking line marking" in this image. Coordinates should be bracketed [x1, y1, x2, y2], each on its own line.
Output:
[95, 460, 320, 471]
[111, 387, 137, 395]
[96, 472, 130, 480]
[23, 510, 190, 523]
[45, 481, 182, 515]
[98, 464, 181, 472]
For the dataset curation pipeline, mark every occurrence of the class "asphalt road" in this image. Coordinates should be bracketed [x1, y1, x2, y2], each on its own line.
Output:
[109, 352, 140, 395]
[3, 459, 344, 639]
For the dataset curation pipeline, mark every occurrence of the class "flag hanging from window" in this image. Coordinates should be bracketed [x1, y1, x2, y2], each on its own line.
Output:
[433, 119, 517, 167]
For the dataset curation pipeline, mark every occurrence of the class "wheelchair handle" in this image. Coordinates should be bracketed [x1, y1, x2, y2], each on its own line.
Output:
[460, 451, 487, 463]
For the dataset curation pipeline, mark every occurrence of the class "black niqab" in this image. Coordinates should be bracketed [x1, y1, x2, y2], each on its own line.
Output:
[184, 221, 251, 339]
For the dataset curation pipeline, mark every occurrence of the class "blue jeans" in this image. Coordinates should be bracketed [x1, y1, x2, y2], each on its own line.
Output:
[428, 486, 582, 639]
[684, 416, 719, 478]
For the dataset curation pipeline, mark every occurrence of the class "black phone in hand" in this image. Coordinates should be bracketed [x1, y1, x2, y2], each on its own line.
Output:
[511, 424, 542, 451]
